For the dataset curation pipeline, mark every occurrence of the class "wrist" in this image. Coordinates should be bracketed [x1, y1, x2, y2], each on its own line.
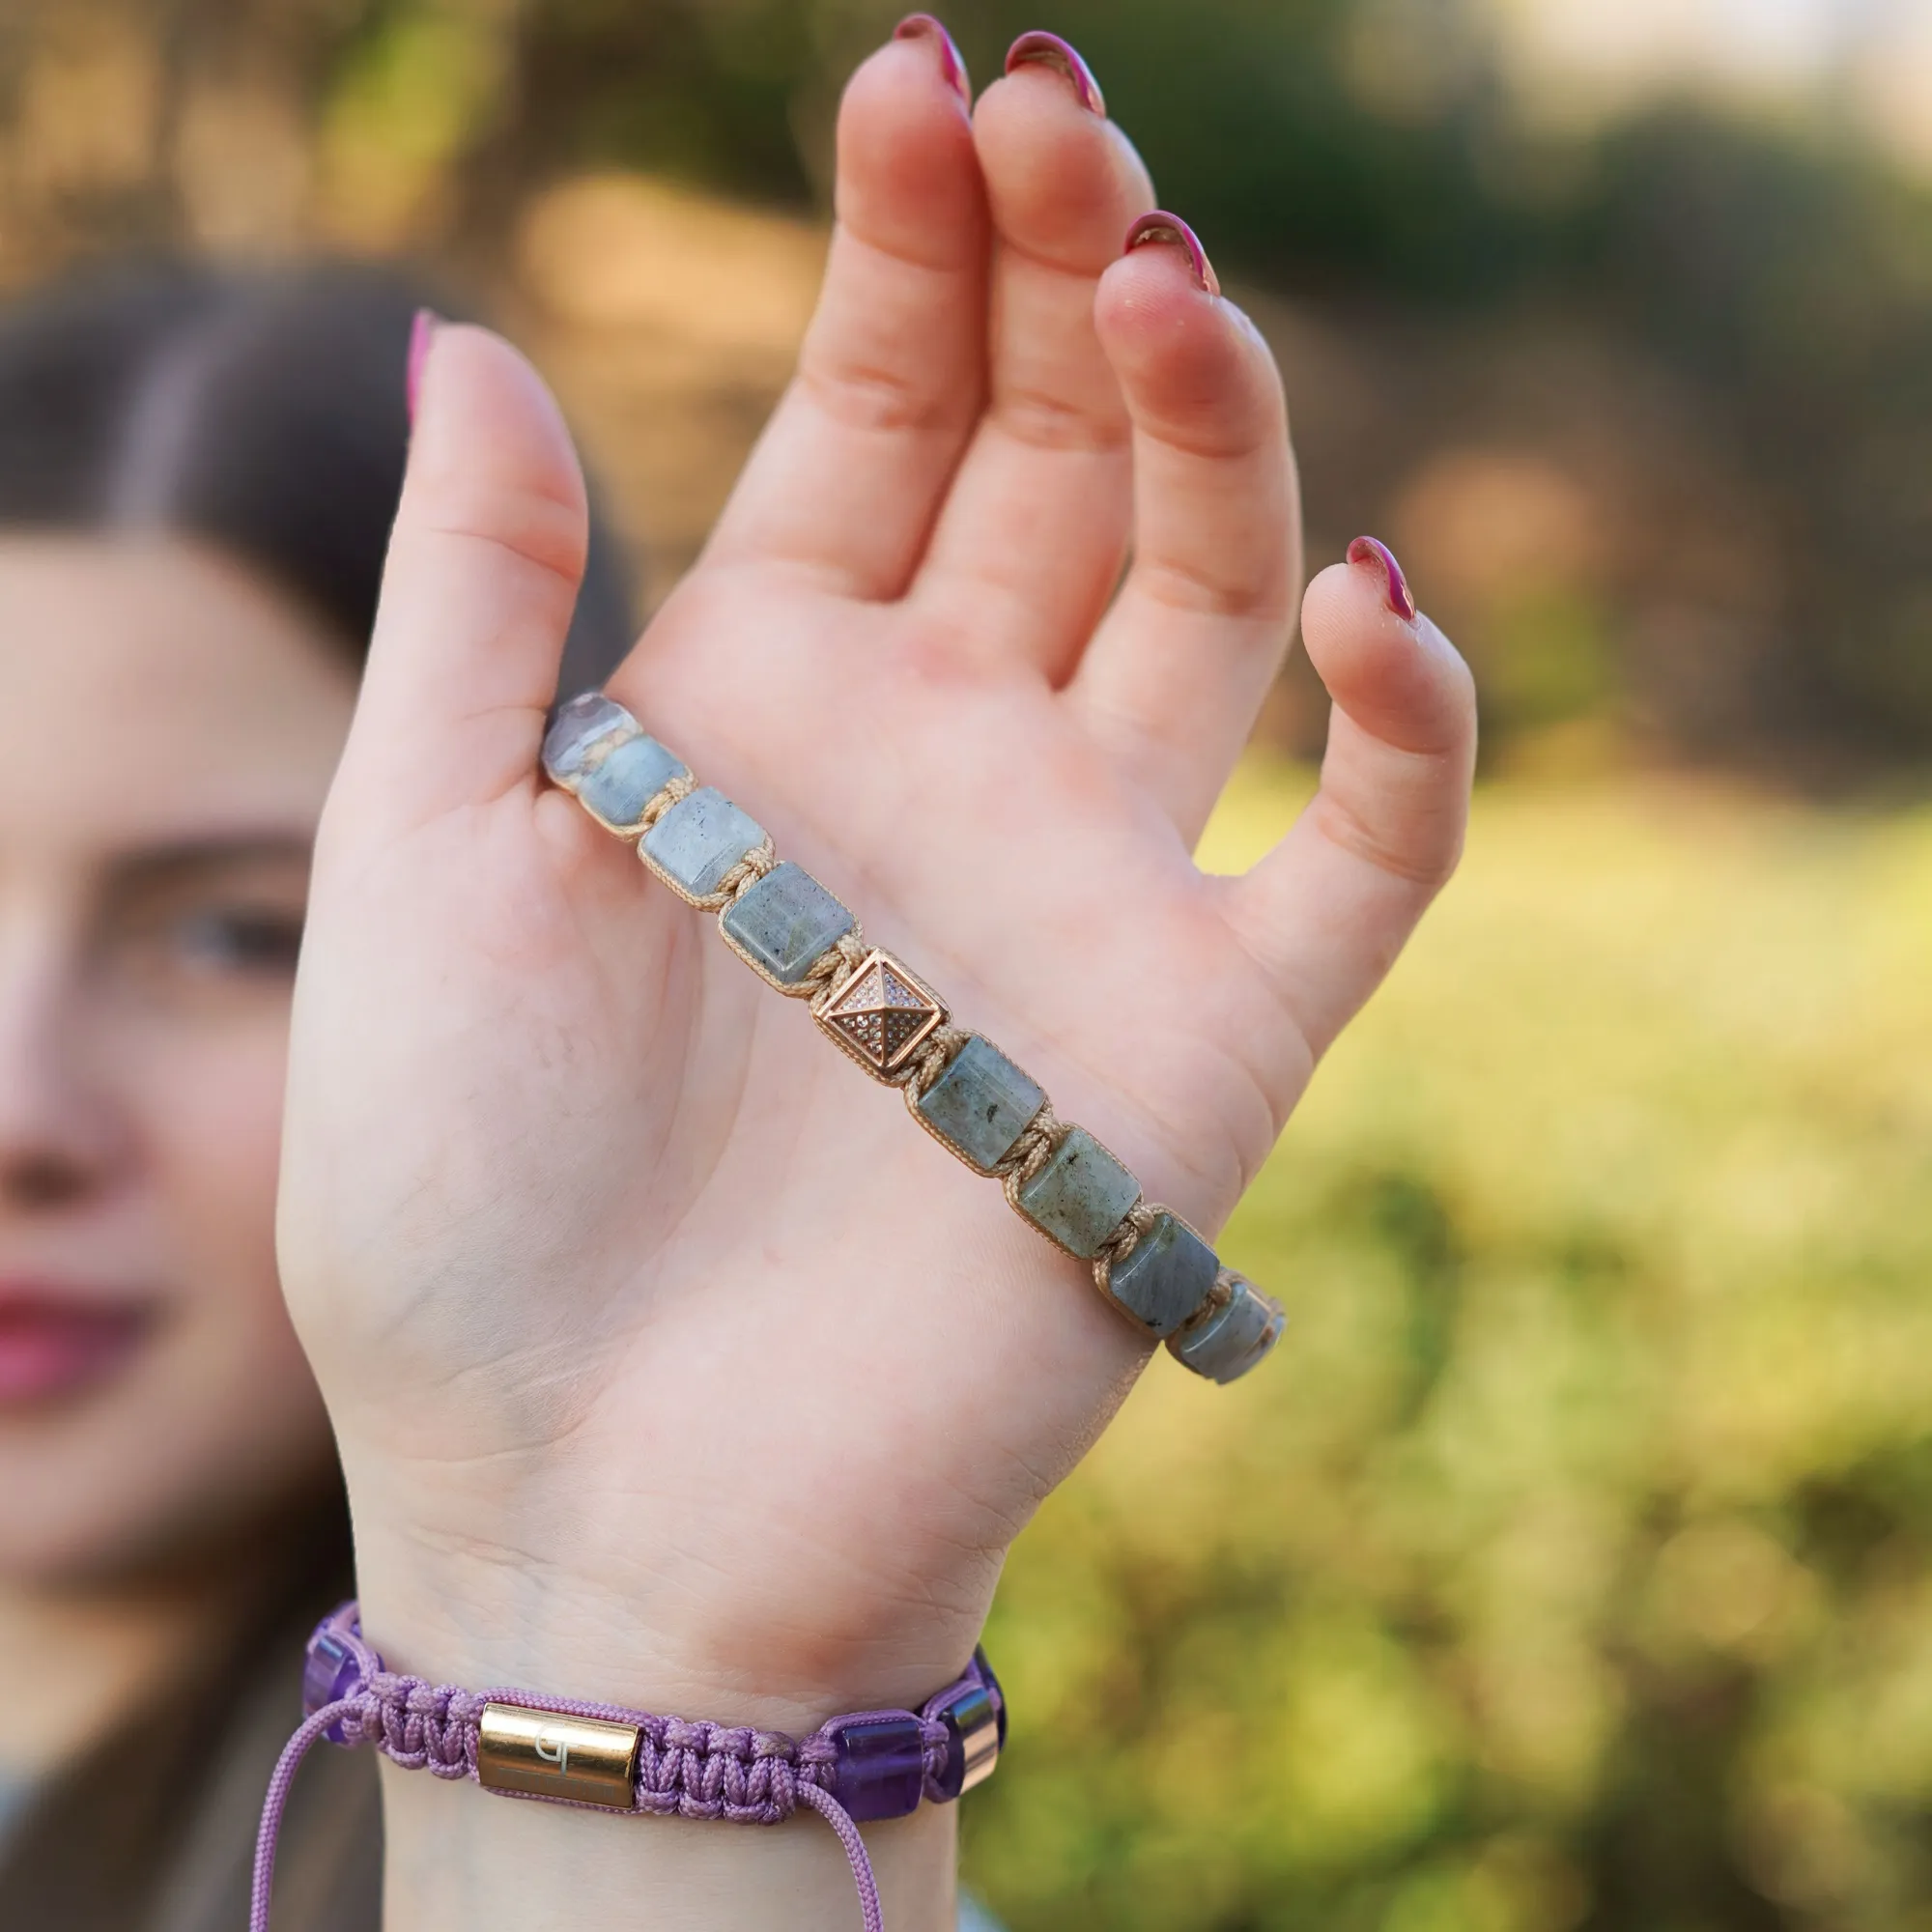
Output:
[343, 1499, 1000, 1736]
[379, 1759, 959, 1932]
[284, 1595, 988, 1932]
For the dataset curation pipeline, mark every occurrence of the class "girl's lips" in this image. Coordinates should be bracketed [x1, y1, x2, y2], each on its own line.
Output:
[0, 1291, 156, 1406]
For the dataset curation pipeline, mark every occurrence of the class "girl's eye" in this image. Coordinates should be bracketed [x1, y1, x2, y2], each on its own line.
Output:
[94, 850, 313, 1010]
[100, 897, 308, 1009]
[172, 908, 305, 976]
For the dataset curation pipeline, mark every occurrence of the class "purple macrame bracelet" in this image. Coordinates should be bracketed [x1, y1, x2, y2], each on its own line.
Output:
[252, 1601, 1006, 1932]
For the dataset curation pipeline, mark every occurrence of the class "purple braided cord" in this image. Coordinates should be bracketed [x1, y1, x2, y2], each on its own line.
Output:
[799, 1781, 886, 1932]
[250, 1672, 938, 1930]
[251, 1699, 361, 1932]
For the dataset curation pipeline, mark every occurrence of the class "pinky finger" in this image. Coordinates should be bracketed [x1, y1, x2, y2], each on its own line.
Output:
[1222, 540, 1477, 1060]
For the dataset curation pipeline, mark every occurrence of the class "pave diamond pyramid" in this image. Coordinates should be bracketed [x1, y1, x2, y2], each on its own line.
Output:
[818, 950, 945, 1074]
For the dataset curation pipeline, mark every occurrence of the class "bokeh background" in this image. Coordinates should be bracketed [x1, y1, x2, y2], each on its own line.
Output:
[8, 2, 1932, 1925]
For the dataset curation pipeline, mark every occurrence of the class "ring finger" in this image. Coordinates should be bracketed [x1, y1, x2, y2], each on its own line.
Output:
[1070, 214, 1300, 841]
[910, 33, 1153, 681]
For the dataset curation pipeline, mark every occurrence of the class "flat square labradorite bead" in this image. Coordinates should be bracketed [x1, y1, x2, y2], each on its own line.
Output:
[543, 692, 636, 782]
[1105, 1211, 1219, 1338]
[1015, 1126, 1140, 1259]
[1168, 1276, 1286, 1383]
[917, 1036, 1044, 1173]
[642, 786, 764, 899]
[720, 861, 854, 986]
[577, 734, 687, 832]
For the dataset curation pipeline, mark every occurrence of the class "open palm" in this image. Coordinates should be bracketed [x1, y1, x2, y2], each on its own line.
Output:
[279, 25, 1475, 1735]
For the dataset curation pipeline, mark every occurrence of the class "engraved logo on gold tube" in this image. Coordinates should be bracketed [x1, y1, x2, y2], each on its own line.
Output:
[477, 1702, 639, 1810]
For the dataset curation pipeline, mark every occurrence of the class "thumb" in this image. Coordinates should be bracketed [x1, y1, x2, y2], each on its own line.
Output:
[335, 317, 591, 832]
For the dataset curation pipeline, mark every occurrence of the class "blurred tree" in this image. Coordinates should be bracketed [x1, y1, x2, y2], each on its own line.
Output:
[5, 0, 1930, 774]
[460, 0, 1932, 775]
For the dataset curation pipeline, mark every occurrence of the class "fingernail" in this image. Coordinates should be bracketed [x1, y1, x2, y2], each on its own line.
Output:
[1348, 535, 1417, 623]
[1005, 31, 1106, 115]
[406, 308, 439, 426]
[895, 15, 972, 108]
[1123, 211, 1221, 297]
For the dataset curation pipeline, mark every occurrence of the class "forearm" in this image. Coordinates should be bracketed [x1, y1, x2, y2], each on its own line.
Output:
[380, 1760, 956, 1932]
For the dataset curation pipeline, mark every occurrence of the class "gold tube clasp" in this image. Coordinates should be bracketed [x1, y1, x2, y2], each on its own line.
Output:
[476, 1702, 640, 1810]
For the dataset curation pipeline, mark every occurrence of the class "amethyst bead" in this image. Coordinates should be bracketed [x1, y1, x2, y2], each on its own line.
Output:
[828, 1714, 927, 1822]
[301, 1602, 377, 1746]
[975, 1645, 1007, 1752]
[923, 1646, 1007, 1801]
[931, 1685, 993, 1799]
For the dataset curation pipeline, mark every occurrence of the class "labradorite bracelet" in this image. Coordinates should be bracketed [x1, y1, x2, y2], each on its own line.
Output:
[542, 691, 1285, 1384]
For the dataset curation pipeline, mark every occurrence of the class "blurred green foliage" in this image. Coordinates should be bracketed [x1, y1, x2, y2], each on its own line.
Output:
[964, 758, 1932, 1929]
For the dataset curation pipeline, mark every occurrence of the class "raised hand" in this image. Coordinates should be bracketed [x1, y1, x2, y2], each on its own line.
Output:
[277, 19, 1474, 1927]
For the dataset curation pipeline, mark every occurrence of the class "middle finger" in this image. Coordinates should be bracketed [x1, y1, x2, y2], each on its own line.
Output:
[909, 34, 1153, 682]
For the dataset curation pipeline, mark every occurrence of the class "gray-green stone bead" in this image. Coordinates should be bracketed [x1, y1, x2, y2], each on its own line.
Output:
[1015, 1127, 1140, 1259]
[643, 787, 765, 898]
[917, 1036, 1044, 1173]
[1167, 1277, 1286, 1383]
[543, 692, 636, 782]
[1105, 1211, 1219, 1338]
[721, 862, 854, 985]
[578, 734, 687, 831]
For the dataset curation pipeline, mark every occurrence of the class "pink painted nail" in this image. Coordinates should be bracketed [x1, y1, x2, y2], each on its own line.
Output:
[1005, 31, 1106, 115]
[406, 308, 439, 426]
[1123, 211, 1221, 297]
[1348, 535, 1417, 623]
[895, 14, 972, 107]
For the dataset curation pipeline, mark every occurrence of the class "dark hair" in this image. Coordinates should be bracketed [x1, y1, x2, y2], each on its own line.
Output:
[0, 259, 635, 692]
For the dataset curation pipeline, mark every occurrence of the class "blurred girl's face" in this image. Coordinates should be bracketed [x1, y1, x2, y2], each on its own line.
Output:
[0, 537, 355, 1582]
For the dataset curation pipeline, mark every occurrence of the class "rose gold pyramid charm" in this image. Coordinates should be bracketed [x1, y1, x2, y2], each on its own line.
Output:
[814, 948, 946, 1079]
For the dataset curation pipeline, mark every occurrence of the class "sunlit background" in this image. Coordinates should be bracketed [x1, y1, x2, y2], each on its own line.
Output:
[7, 2, 1932, 1926]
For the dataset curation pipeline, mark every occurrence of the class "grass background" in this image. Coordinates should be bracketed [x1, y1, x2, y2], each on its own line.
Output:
[967, 759, 1932, 1930]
